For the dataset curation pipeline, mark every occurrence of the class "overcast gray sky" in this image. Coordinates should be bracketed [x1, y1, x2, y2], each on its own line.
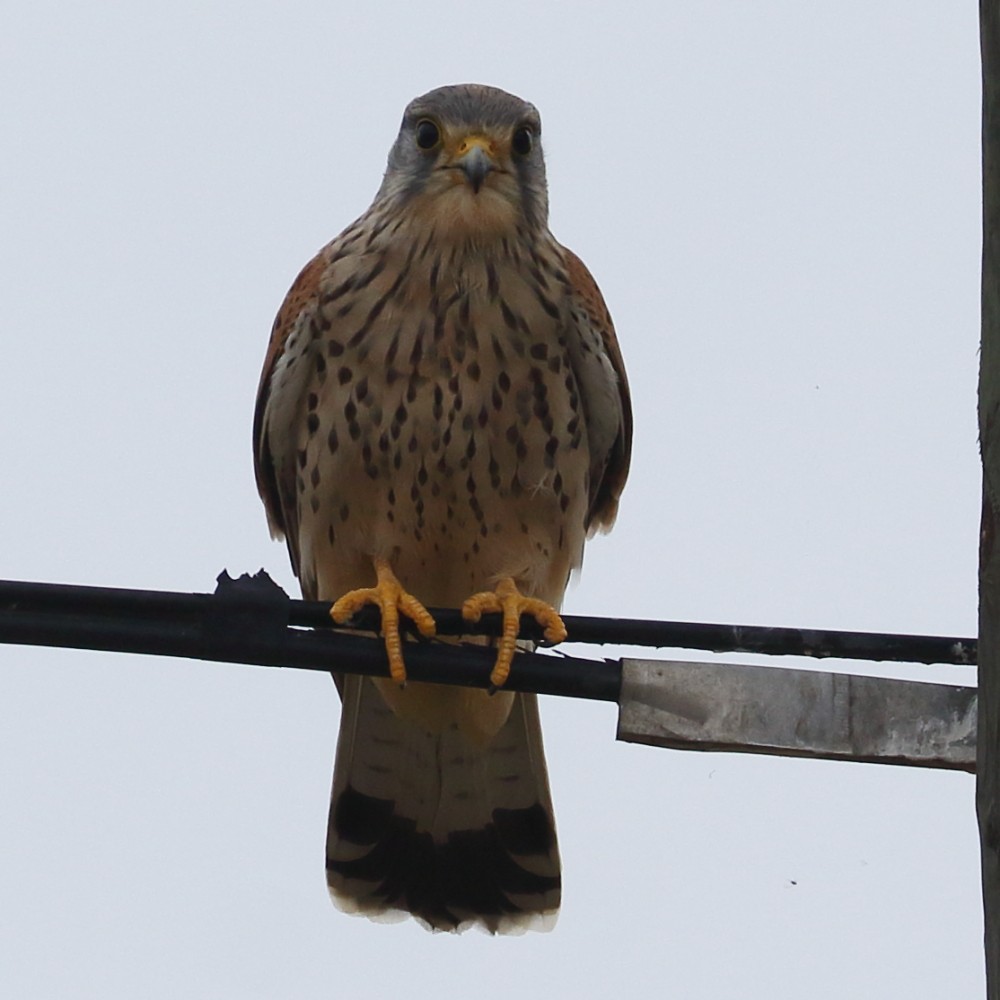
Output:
[0, 2, 985, 997]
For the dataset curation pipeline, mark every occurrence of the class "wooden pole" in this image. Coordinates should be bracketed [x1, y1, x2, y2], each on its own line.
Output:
[980, 1, 1000, 991]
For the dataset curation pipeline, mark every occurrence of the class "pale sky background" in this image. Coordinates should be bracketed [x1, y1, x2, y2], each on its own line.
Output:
[0, 2, 985, 997]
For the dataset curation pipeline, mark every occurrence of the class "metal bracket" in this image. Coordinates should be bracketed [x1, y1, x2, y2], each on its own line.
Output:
[617, 658, 977, 771]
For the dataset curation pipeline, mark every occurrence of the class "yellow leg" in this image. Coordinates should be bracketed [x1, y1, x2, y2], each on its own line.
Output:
[461, 577, 567, 689]
[330, 558, 436, 685]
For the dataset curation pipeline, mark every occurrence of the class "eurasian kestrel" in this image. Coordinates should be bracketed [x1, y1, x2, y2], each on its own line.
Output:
[253, 84, 632, 933]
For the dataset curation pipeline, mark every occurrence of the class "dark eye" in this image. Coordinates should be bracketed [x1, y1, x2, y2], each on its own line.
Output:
[415, 119, 440, 150]
[512, 126, 533, 156]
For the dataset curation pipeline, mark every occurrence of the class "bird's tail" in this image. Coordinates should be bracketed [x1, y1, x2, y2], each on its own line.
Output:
[325, 674, 561, 933]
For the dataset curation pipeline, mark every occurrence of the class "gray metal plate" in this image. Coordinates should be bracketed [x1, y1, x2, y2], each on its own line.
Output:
[617, 659, 977, 771]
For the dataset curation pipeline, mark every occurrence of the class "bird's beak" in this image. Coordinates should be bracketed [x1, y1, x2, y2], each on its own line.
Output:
[453, 135, 496, 194]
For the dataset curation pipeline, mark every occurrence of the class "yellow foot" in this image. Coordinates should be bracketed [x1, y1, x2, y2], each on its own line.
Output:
[330, 558, 436, 685]
[461, 577, 567, 689]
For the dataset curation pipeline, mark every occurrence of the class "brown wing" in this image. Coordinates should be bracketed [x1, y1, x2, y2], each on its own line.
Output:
[252, 251, 328, 580]
[561, 246, 633, 532]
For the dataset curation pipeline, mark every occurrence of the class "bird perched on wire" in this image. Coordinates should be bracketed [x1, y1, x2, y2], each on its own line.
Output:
[253, 83, 631, 933]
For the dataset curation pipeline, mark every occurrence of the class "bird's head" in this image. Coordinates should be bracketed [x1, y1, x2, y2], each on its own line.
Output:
[376, 84, 549, 238]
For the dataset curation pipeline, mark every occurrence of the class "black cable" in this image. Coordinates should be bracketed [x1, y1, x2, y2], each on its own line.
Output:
[0, 571, 976, 704]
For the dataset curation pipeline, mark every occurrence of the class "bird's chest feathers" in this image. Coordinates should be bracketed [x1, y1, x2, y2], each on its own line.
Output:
[319, 240, 572, 405]
[307, 239, 586, 517]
